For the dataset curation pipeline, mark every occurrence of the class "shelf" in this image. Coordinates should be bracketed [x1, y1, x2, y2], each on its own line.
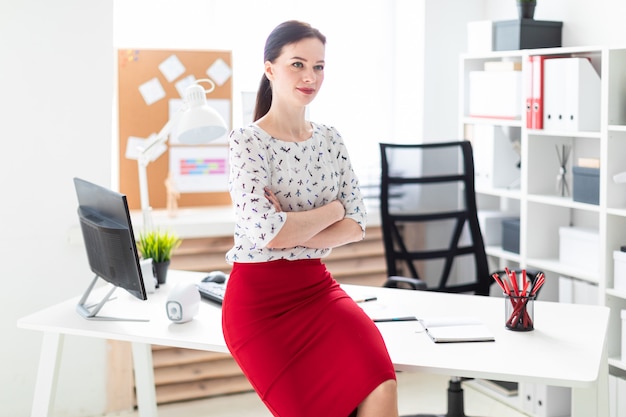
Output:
[476, 187, 522, 199]
[525, 257, 600, 284]
[608, 207, 626, 218]
[460, 45, 604, 61]
[608, 125, 626, 132]
[607, 288, 626, 300]
[609, 356, 626, 372]
[462, 116, 522, 127]
[526, 193, 601, 211]
[486, 245, 521, 263]
[527, 129, 601, 139]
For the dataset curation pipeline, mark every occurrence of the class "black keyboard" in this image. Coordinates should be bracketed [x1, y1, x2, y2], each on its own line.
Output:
[196, 281, 226, 305]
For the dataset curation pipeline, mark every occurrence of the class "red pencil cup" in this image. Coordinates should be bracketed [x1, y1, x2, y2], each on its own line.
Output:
[505, 294, 535, 331]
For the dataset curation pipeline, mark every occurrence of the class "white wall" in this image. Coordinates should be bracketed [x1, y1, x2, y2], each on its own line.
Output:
[0, 1, 114, 416]
[3, 0, 626, 416]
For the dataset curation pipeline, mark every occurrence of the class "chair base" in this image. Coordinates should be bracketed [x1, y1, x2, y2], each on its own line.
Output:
[402, 378, 484, 417]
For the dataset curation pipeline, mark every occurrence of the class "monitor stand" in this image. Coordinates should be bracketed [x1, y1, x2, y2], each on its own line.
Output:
[76, 275, 149, 322]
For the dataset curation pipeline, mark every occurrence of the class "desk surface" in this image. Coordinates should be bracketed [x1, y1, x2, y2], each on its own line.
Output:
[18, 270, 609, 389]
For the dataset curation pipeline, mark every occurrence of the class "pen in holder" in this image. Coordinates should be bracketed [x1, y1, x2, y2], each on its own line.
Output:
[492, 268, 545, 332]
[505, 294, 535, 331]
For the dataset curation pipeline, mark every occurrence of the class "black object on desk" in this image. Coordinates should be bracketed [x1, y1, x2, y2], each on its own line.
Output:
[197, 281, 225, 305]
[197, 271, 228, 305]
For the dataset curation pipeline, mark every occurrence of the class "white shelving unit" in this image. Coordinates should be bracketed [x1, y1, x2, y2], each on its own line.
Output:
[459, 45, 626, 415]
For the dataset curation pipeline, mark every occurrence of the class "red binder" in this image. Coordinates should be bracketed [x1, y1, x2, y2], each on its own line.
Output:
[530, 55, 545, 130]
[525, 56, 533, 129]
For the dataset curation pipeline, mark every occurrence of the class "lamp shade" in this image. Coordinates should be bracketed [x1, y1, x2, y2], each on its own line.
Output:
[177, 84, 228, 144]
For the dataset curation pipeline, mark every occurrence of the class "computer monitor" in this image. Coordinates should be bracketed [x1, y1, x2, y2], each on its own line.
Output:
[73, 177, 148, 321]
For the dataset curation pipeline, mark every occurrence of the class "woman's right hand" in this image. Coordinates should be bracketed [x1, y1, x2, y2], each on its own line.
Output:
[264, 187, 282, 212]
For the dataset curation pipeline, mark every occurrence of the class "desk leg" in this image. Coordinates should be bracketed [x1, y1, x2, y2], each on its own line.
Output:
[31, 332, 63, 417]
[131, 342, 158, 417]
[571, 341, 609, 417]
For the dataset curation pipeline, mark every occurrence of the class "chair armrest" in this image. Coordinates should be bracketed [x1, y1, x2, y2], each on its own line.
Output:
[383, 276, 428, 291]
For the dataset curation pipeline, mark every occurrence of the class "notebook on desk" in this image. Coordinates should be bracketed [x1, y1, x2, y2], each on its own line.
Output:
[357, 303, 494, 342]
[419, 317, 495, 343]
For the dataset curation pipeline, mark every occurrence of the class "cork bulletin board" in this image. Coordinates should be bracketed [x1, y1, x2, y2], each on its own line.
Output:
[117, 48, 233, 210]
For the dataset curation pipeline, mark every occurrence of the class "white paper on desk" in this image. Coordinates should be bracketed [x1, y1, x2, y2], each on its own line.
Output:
[419, 317, 495, 343]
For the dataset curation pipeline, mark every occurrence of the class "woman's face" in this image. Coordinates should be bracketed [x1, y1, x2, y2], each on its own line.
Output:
[265, 37, 325, 108]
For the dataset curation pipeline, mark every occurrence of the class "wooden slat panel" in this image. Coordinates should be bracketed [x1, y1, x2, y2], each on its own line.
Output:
[151, 375, 254, 405]
[106, 340, 134, 413]
[152, 347, 231, 367]
[155, 358, 243, 385]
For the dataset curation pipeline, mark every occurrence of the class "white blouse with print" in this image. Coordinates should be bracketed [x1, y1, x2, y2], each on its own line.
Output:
[225, 122, 366, 263]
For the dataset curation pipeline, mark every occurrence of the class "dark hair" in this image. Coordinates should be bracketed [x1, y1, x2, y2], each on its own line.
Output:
[253, 20, 326, 122]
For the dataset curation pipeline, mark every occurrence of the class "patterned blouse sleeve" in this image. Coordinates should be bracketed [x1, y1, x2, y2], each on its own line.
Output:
[328, 126, 367, 234]
[228, 127, 286, 248]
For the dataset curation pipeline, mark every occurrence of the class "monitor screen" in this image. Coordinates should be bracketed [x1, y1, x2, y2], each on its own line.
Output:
[74, 178, 147, 317]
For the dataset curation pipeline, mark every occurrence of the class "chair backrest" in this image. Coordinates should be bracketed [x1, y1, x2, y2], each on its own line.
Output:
[379, 141, 491, 295]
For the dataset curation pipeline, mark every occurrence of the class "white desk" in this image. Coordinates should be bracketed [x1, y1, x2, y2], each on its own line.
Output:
[18, 270, 610, 417]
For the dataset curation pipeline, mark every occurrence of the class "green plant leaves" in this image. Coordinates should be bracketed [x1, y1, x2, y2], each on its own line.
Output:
[137, 230, 181, 263]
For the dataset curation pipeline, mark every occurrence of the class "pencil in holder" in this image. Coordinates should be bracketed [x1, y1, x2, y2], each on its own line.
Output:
[505, 294, 535, 331]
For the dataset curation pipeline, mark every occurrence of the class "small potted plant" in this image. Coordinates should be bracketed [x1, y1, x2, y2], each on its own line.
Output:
[137, 229, 181, 285]
[517, 0, 537, 19]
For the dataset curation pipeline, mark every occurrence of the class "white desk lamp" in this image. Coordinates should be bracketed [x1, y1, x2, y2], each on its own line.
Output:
[137, 79, 227, 230]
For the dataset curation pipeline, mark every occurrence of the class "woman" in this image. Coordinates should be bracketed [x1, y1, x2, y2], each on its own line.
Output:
[222, 20, 398, 417]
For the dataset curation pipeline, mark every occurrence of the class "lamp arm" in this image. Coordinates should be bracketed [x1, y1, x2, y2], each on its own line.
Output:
[137, 159, 153, 231]
[136, 111, 181, 231]
[140, 114, 176, 160]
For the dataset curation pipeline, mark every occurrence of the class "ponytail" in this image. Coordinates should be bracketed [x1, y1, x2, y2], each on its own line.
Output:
[253, 74, 272, 122]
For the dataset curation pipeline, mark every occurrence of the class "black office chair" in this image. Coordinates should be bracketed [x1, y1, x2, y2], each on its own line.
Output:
[379, 141, 492, 417]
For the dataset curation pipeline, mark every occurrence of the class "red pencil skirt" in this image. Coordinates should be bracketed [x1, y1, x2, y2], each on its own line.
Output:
[222, 259, 396, 417]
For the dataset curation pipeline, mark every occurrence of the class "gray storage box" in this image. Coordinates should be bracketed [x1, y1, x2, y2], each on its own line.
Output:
[494, 19, 562, 51]
[572, 166, 599, 205]
[502, 218, 521, 254]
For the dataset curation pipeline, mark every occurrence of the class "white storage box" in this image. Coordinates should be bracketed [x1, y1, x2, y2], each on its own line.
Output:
[558, 275, 599, 305]
[471, 125, 521, 190]
[477, 210, 517, 246]
[614, 250, 626, 292]
[559, 227, 600, 273]
[469, 71, 522, 119]
[619, 374, 626, 417]
[520, 382, 571, 417]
